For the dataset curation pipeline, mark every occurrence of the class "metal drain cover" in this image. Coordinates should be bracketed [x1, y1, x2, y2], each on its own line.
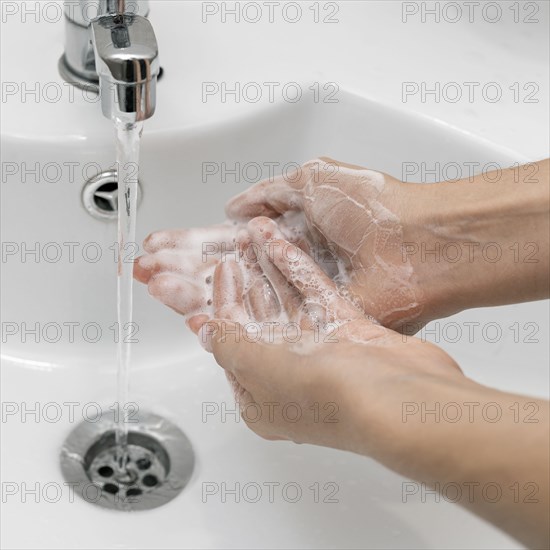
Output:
[60, 411, 194, 511]
[81, 169, 143, 220]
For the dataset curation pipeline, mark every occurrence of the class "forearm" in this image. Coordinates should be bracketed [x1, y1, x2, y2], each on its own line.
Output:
[361, 373, 549, 548]
[400, 159, 549, 321]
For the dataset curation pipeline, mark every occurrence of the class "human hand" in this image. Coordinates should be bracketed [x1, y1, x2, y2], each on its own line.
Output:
[226, 157, 550, 333]
[224, 157, 434, 333]
[134, 212, 460, 448]
[133, 205, 366, 332]
[133, 169, 549, 550]
[200, 235, 549, 550]
[196, 222, 462, 452]
[135, 158, 549, 334]
[134, 158, 432, 334]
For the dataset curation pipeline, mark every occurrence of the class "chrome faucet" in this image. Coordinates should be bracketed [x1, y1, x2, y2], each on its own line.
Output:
[59, 0, 159, 124]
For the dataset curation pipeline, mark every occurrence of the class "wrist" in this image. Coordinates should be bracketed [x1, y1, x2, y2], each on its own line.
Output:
[354, 369, 489, 477]
[344, 349, 468, 460]
[394, 162, 549, 324]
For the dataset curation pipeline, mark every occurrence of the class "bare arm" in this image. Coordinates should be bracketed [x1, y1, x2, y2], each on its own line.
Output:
[399, 158, 550, 330]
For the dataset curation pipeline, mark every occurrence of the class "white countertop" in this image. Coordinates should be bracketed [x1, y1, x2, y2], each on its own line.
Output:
[1, 0, 549, 160]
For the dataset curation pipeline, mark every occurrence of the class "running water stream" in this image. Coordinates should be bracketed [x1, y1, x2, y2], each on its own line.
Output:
[115, 120, 143, 471]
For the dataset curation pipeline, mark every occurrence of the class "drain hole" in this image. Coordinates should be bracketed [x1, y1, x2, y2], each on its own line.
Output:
[136, 457, 152, 470]
[98, 466, 114, 477]
[142, 474, 158, 487]
[103, 483, 119, 495]
[81, 170, 142, 221]
[60, 412, 195, 510]
[116, 455, 131, 468]
[93, 181, 118, 212]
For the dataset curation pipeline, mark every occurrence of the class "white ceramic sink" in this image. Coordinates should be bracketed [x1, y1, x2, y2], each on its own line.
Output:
[1, 1, 549, 547]
[3, 91, 548, 550]
[1, 87, 534, 366]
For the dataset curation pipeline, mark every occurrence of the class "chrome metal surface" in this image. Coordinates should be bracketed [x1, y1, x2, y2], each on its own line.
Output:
[81, 169, 142, 220]
[60, 411, 195, 511]
[65, 1, 149, 26]
[58, 54, 99, 92]
[59, 0, 158, 123]
[91, 14, 159, 123]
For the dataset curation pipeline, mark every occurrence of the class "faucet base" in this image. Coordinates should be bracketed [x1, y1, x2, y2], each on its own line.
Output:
[58, 54, 99, 93]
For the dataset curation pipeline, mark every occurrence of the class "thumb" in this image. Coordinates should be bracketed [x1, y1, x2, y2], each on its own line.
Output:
[224, 174, 303, 222]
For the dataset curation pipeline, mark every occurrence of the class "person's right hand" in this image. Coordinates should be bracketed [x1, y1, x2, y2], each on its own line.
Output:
[199, 224, 463, 451]
[201, 226, 549, 550]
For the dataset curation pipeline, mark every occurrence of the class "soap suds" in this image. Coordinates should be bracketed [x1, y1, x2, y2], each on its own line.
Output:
[139, 158, 424, 338]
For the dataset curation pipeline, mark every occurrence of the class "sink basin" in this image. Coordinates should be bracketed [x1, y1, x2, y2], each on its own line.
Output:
[1, 86, 547, 549]
[2, 0, 549, 545]
[0, 90, 533, 365]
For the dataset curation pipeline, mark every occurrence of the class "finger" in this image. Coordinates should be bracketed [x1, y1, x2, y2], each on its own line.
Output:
[135, 250, 186, 278]
[187, 314, 210, 334]
[225, 174, 303, 222]
[246, 217, 301, 318]
[134, 256, 151, 284]
[276, 211, 315, 257]
[148, 272, 209, 317]
[213, 258, 248, 323]
[266, 239, 364, 325]
[236, 226, 264, 280]
[243, 276, 283, 322]
[236, 224, 284, 322]
[143, 223, 238, 254]
[136, 247, 219, 287]
[225, 158, 354, 223]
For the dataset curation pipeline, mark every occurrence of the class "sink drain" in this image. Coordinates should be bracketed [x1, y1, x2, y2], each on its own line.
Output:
[81, 169, 143, 220]
[60, 411, 194, 511]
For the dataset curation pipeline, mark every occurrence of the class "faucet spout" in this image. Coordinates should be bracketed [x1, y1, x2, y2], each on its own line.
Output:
[91, 14, 159, 123]
[59, 0, 159, 123]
